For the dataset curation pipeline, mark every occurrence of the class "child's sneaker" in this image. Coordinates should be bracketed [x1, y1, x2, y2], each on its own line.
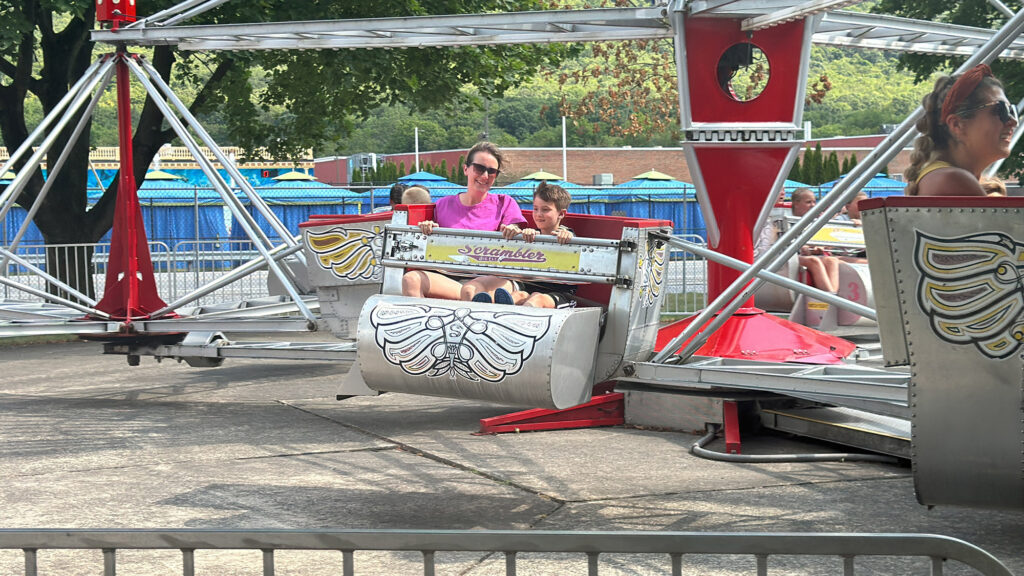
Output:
[472, 292, 492, 303]
[494, 288, 514, 305]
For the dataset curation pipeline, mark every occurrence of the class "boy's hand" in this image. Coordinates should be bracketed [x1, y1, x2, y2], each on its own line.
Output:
[521, 228, 538, 242]
[555, 226, 573, 244]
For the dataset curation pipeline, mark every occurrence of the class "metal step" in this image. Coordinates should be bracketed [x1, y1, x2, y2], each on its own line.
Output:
[760, 406, 910, 459]
[620, 357, 910, 418]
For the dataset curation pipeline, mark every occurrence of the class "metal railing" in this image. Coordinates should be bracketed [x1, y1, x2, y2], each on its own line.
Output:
[0, 241, 268, 306]
[662, 234, 708, 318]
[0, 529, 1012, 576]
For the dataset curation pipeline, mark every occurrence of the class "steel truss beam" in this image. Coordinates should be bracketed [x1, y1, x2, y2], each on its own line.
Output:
[93, 5, 1024, 61]
[93, 7, 674, 50]
[816, 10, 1024, 59]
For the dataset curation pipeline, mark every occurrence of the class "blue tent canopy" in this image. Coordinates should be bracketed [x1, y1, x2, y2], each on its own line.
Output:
[1, 175, 46, 245]
[607, 173, 704, 238]
[85, 168, 284, 191]
[369, 174, 466, 211]
[133, 178, 228, 245]
[496, 176, 600, 209]
[783, 179, 812, 192]
[230, 185, 368, 241]
[399, 171, 447, 182]
[820, 173, 906, 198]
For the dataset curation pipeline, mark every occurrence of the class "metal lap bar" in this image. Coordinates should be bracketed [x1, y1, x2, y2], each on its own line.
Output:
[0, 529, 1011, 576]
[381, 259, 619, 285]
[383, 226, 624, 285]
[409, 226, 624, 249]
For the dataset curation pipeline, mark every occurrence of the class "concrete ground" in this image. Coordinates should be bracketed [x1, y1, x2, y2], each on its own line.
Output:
[0, 340, 1021, 575]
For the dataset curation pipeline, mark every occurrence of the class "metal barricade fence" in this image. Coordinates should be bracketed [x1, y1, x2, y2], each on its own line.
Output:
[662, 234, 708, 320]
[0, 241, 268, 306]
[171, 239, 268, 305]
[0, 529, 1012, 576]
[0, 242, 172, 303]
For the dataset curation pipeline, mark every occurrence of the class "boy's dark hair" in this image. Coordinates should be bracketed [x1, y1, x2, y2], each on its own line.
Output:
[389, 182, 409, 206]
[534, 181, 572, 211]
[466, 141, 506, 171]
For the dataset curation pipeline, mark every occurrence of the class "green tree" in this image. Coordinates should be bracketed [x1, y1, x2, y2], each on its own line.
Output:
[824, 151, 841, 182]
[802, 143, 826, 185]
[0, 0, 568, 296]
[788, 155, 803, 183]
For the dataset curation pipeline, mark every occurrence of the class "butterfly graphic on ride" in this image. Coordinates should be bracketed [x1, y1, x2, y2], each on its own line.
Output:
[369, 302, 551, 382]
[637, 239, 667, 308]
[306, 225, 384, 281]
[914, 231, 1024, 359]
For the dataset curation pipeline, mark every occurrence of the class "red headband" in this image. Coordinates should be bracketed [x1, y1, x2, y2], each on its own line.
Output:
[941, 64, 994, 121]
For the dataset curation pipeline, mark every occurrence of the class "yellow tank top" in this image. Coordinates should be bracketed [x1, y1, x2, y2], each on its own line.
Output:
[915, 160, 954, 184]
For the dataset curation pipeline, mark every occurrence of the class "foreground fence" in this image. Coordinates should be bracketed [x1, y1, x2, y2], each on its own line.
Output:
[0, 241, 270, 307]
[0, 529, 1011, 576]
[2, 239, 709, 317]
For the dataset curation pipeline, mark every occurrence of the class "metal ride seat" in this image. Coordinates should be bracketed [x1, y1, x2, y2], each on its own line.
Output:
[300, 206, 672, 409]
[861, 196, 1024, 509]
[755, 215, 875, 328]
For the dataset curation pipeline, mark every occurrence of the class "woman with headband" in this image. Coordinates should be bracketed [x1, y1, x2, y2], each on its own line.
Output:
[905, 64, 1018, 197]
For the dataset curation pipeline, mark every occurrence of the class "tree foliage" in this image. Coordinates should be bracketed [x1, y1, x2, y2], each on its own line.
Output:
[0, 0, 570, 294]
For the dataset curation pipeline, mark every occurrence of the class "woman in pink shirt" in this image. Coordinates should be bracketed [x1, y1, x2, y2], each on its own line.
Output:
[401, 142, 527, 300]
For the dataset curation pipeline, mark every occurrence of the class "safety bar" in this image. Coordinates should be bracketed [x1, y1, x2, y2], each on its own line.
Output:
[387, 224, 625, 248]
[380, 258, 620, 285]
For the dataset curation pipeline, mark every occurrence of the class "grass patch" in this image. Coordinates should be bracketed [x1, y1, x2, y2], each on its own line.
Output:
[661, 291, 705, 314]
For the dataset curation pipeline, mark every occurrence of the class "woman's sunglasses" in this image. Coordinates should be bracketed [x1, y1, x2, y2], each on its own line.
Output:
[960, 100, 1019, 124]
[468, 162, 500, 177]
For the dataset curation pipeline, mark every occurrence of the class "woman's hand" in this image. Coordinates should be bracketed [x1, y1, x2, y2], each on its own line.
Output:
[501, 223, 522, 240]
[418, 220, 438, 235]
[520, 228, 538, 242]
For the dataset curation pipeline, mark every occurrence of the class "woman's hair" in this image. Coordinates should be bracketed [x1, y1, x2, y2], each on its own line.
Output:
[534, 181, 572, 211]
[466, 141, 506, 171]
[905, 71, 1004, 195]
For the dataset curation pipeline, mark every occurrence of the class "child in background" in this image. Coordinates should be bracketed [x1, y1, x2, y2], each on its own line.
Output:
[469, 181, 575, 307]
[400, 185, 431, 205]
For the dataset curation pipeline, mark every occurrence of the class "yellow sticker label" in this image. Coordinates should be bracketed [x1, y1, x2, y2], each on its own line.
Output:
[426, 243, 580, 272]
[807, 302, 830, 310]
[810, 225, 865, 246]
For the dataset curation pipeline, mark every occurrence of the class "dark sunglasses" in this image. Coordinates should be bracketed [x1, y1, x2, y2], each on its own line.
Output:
[467, 162, 500, 177]
[960, 100, 1019, 124]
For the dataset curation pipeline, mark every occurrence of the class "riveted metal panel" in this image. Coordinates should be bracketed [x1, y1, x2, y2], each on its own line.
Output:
[356, 295, 601, 409]
[877, 202, 1024, 509]
[862, 205, 910, 366]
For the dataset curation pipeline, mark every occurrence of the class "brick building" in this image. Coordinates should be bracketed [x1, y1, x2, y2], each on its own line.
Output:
[314, 135, 913, 186]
